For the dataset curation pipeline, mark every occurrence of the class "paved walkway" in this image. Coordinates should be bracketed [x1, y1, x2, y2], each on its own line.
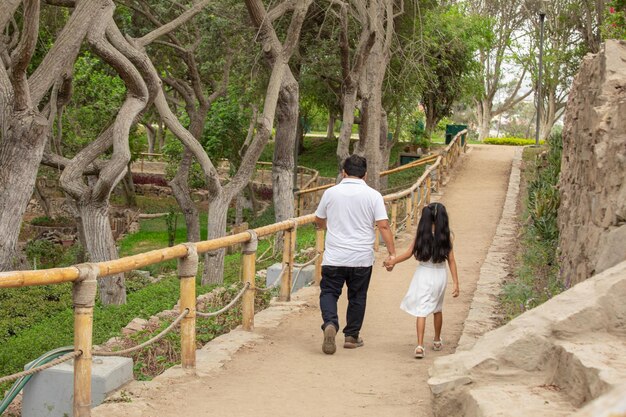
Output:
[96, 145, 516, 417]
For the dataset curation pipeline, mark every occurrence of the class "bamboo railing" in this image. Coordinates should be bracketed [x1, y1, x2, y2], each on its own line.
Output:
[254, 161, 320, 190]
[0, 130, 467, 417]
[292, 149, 443, 216]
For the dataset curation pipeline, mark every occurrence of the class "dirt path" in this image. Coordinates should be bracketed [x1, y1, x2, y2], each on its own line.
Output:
[98, 145, 516, 417]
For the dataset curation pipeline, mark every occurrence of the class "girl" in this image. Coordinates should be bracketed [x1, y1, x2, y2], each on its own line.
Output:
[384, 202, 459, 358]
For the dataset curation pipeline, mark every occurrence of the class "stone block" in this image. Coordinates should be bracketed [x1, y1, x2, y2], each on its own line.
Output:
[22, 356, 133, 417]
[266, 263, 315, 292]
[122, 318, 148, 335]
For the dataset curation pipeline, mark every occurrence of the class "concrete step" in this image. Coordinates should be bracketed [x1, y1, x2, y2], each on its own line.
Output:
[550, 332, 626, 407]
[463, 382, 577, 417]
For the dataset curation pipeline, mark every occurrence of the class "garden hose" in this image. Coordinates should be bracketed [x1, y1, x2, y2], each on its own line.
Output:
[0, 346, 75, 414]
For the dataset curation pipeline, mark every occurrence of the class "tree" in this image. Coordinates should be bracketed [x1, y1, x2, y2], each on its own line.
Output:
[470, 0, 532, 140]
[524, 0, 586, 139]
[419, 6, 487, 138]
[0, 0, 113, 271]
[121, 0, 240, 244]
[245, 0, 313, 253]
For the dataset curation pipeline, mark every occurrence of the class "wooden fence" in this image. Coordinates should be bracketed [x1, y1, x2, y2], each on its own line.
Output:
[0, 130, 467, 417]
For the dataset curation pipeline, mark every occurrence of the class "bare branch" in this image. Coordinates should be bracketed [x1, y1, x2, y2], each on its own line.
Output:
[10, 0, 40, 111]
[153, 39, 188, 54]
[42, 152, 104, 175]
[162, 75, 196, 107]
[29, 0, 113, 106]
[137, 0, 211, 47]
[267, 0, 296, 22]
[0, 0, 22, 35]
[282, 0, 312, 60]
[206, 53, 232, 105]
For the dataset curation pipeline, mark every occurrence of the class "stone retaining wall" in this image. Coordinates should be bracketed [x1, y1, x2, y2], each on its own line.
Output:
[559, 40, 626, 286]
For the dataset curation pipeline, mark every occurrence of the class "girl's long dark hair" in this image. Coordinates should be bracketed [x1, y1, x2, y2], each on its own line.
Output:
[413, 203, 452, 263]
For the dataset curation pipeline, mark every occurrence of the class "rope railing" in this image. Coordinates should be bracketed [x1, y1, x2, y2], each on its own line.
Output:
[0, 129, 468, 417]
[0, 351, 82, 385]
[93, 309, 189, 357]
[255, 265, 286, 293]
[292, 253, 320, 293]
[196, 283, 250, 318]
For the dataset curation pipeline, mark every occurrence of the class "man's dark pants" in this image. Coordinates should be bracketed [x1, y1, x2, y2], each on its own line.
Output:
[320, 265, 373, 338]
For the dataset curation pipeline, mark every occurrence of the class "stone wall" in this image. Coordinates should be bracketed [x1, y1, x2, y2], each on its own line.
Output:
[559, 40, 626, 286]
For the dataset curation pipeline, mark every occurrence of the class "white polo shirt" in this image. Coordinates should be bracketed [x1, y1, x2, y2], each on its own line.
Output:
[315, 178, 388, 267]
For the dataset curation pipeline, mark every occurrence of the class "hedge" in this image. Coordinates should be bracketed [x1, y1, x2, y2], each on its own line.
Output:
[484, 137, 545, 146]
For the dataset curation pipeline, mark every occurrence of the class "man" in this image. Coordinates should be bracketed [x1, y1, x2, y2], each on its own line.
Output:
[315, 155, 396, 355]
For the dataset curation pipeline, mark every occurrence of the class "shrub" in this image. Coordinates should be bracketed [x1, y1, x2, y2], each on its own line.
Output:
[24, 240, 83, 270]
[500, 133, 563, 321]
[484, 137, 544, 146]
[30, 216, 74, 227]
[253, 184, 273, 200]
[132, 173, 169, 187]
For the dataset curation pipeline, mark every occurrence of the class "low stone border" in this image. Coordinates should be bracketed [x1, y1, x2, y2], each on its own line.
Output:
[456, 146, 522, 351]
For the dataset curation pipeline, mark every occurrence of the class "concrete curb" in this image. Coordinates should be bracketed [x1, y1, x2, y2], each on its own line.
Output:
[456, 146, 522, 351]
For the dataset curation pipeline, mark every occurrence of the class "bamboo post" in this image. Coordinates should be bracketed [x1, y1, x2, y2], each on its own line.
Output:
[280, 222, 296, 301]
[426, 176, 432, 204]
[406, 195, 413, 227]
[315, 228, 324, 285]
[412, 190, 418, 223]
[178, 243, 198, 369]
[73, 263, 98, 417]
[242, 231, 258, 331]
[391, 201, 398, 235]
[298, 194, 304, 216]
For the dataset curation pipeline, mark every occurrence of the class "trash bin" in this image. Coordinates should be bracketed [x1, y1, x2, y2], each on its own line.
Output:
[445, 124, 468, 146]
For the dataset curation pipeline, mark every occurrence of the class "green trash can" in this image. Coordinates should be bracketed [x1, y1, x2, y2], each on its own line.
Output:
[445, 124, 468, 146]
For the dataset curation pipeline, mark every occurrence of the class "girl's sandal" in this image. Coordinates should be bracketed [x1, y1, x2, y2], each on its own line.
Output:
[433, 339, 443, 351]
[414, 345, 425, 359]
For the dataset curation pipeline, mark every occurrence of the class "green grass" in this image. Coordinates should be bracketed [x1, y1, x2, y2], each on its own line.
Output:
[111, 195, 181, 214]
[262, 137, 430, 184]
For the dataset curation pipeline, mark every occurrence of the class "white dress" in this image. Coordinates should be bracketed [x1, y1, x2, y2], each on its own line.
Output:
[400, 260, 448, 317]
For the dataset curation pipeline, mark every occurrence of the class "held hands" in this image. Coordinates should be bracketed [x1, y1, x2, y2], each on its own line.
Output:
[383, 255, 396, 271]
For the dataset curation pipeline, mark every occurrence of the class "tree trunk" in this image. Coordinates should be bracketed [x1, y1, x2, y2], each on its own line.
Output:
[247, 183, 258, 219]
[78, 201, 126, 305]
[121, 163, 137, 207]
[476, 99, 493, 141]
[358, 3, 389, 191]
[272, 71, 298, 224]
[424, 97, 438, 139]
[336, 84, 358, 171]
[235, 193, 244, 225]
[0, 111, 48, 271]
[157, 120, 166, 151]
[34, 180, 52, 218]
[326, 113, 336, 139]
[202, 194, 230, 285]
[144, 122, 156, 153]
[378, 110, 391, 191]
[169, 148, 201, 242]
[296, 113, 305, 155]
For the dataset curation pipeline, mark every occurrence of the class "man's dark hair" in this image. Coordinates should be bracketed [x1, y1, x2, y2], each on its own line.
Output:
[342, 155, 367, 178]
